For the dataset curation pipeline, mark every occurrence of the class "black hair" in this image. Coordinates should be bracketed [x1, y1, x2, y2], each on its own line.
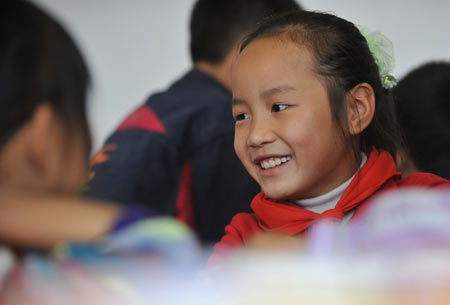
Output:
[394, 62, 450, 179]
[189, 0, 302, 64]
[240, 10, 403, 159]
[0, 0, 91, 154]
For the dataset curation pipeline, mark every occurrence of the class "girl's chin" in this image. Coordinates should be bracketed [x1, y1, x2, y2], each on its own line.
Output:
[261, 188, 294, 201]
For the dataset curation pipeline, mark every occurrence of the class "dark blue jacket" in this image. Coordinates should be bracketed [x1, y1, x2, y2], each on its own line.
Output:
[85, 69, 260, 244]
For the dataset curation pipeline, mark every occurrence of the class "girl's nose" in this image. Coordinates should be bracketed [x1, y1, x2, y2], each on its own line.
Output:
[246, 117, 275, 147]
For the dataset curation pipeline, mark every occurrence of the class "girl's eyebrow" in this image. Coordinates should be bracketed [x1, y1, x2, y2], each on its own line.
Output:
[260, 85, 296, 100]
[232, 85, 296, 105]
[232, 98, 246, 105]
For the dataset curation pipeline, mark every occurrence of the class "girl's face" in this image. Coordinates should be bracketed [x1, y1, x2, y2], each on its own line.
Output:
[232, 37, 358, 200]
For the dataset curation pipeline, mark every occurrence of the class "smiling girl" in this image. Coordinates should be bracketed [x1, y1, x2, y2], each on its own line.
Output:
[209, 10, 450, 263]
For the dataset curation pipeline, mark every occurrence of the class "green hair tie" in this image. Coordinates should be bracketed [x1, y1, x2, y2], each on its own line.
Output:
[358, 25, 398, 89]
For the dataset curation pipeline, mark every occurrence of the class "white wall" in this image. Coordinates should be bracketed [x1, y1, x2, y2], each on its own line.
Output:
[31, 0, 450, 151]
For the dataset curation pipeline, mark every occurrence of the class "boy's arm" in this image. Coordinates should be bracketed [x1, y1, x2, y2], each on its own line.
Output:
[0, 191, 121, 250]
[84, 129, 182, 215]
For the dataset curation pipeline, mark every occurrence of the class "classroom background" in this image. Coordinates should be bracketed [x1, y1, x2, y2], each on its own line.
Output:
[31, 0, 450, 151]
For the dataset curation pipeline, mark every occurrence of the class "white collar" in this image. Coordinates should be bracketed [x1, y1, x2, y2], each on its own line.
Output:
[291, 153, 367, 214]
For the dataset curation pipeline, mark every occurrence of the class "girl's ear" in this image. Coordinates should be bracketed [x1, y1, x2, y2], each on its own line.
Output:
[346, 83, 375, 135]
[25, 103, 59, 174]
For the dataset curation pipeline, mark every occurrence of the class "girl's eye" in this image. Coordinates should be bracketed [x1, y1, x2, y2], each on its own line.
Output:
[271, 104, 289, 112]
[235, 113, 249, 121]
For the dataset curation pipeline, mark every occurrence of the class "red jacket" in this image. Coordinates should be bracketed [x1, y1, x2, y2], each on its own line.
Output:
[209, 150, 450, 265]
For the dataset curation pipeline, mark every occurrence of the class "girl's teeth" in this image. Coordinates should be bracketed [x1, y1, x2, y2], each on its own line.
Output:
[259, 156, 291, 169]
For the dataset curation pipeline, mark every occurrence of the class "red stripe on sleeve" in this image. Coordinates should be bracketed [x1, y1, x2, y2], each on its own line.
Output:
[117, 106, 166, 134]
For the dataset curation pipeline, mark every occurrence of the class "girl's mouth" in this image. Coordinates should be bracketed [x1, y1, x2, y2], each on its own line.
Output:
[259, 156, 291, 170]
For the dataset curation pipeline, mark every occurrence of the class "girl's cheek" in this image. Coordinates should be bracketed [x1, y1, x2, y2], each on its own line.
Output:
[234, 133, 247, 162]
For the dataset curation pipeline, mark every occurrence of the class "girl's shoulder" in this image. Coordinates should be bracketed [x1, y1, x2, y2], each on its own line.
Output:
[219, 213, 261, 247]
[400, 172, 450, 188]
[353, 172, 449, 219]
[208, 213, 261, 266]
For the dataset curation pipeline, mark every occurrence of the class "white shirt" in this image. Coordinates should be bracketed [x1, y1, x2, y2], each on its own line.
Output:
[291, 153, 367, 223]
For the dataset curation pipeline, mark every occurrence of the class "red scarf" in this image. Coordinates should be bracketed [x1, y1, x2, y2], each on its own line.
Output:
[250, 149, 401, 235]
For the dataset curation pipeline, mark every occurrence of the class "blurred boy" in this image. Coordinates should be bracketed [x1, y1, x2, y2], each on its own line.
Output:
[394, 62, 450, 179]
